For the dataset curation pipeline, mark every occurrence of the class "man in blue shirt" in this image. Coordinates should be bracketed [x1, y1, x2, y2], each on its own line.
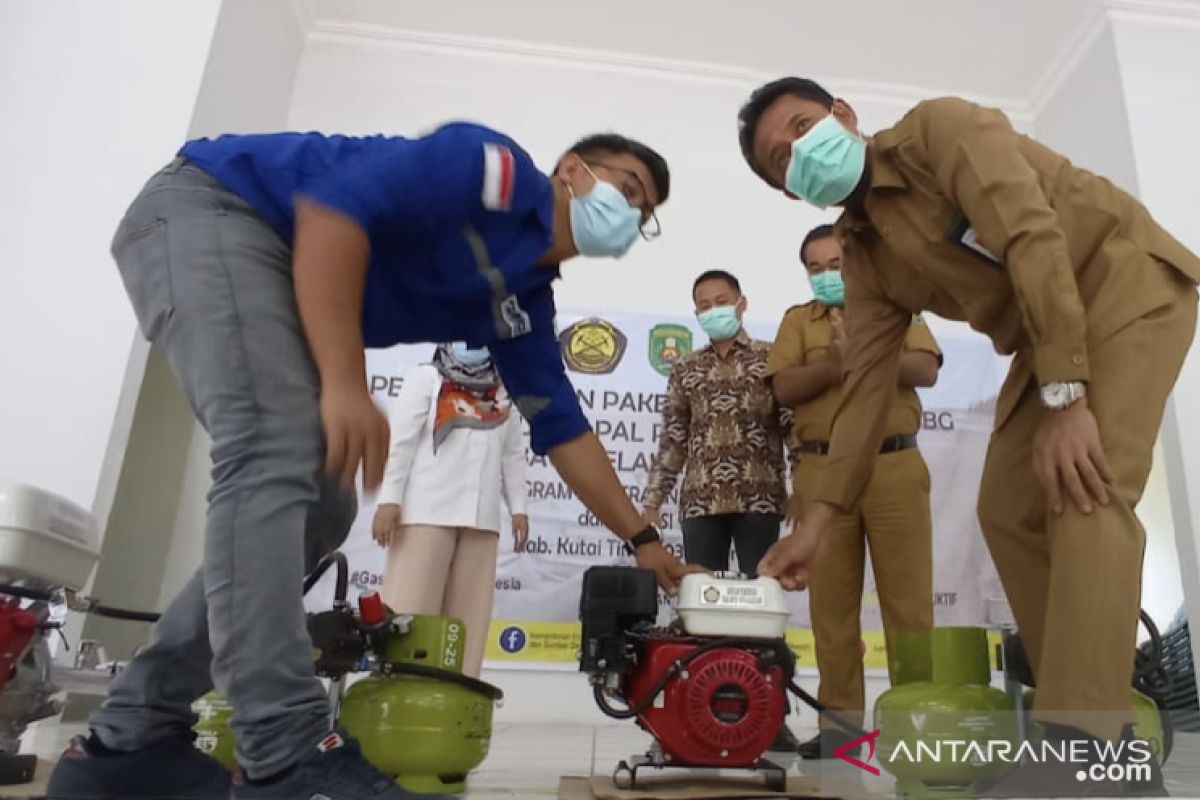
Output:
[49, 124, 693, 800]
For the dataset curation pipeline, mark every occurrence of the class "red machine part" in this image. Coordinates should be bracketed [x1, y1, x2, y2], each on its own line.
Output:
[358, 592, 385, 626]
[624, 638, 786, 768]
[0, 599, 39, 694]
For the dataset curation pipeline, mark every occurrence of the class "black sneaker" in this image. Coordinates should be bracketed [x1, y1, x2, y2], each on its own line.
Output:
[47, 732, 231, 800]
[231, 729, 452, 799]
[767, 725, 803, 752]
[798, 730, 862, 761]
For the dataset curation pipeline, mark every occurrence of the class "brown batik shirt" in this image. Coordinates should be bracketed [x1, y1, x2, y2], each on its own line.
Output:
[643, 329, 792, 520]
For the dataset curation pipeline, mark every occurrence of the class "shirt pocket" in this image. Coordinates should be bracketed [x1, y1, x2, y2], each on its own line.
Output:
[801, 322, 832, 364]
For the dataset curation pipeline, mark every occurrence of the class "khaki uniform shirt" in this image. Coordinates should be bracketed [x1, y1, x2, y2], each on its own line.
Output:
[644, 330, 791, 519]
[766, 301, 941, 442]
[816, 96, 1200, 511]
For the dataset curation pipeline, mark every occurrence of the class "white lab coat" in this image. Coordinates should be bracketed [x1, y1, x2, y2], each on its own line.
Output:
[376, 365, 528, 532]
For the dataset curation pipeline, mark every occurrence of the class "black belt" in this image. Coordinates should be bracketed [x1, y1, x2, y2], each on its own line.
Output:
[796, 433, 918, 456]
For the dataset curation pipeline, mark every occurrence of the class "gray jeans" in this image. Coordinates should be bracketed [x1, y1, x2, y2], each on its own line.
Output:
[89, 158, 357, 778]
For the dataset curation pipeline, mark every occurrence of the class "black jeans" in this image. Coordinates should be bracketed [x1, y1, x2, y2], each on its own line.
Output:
[680, 513, 783, 577]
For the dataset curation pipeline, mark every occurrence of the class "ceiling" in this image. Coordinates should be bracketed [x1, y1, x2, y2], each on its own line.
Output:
[305, 0, 1108, 108]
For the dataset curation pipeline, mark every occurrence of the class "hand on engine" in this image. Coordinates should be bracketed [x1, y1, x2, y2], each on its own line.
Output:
[636, 542, 705, 596]
[757, 501, 835, 590]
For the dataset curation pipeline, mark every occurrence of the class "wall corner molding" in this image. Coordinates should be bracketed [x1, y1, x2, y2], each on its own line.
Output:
[1026, 5, 1113, 119]
[1106, 0, 1200, 27]
[289, 0, 318, 40]
[306, 21, 1032, 125]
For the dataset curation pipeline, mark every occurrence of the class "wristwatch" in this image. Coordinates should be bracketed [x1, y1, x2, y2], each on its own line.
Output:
[1040, 381, 1086, 411]
[623, 525, 662, 556]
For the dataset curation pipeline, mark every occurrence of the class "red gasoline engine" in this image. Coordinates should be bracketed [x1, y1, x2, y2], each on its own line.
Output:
[580, 566, 797, 792]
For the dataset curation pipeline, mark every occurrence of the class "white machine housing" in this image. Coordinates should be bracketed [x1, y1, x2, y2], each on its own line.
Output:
[676, 572, 790, 638]
[0, 483, 100, 590]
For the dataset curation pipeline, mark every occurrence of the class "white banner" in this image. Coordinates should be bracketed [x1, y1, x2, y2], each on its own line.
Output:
[304, 309, 1012, 670]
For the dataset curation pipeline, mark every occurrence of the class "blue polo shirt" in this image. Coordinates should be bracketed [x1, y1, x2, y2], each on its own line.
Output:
[179, 123, 588, 454]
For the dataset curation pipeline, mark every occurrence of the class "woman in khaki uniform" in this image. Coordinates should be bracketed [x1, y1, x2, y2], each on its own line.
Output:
[737, 77, 1199, 796]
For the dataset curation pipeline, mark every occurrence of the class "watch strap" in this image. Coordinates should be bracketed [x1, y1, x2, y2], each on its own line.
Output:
[623, 525, 661, 556]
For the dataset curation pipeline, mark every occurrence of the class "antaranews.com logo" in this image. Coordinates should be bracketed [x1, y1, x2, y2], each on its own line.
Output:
[835, 730, 1156, 785]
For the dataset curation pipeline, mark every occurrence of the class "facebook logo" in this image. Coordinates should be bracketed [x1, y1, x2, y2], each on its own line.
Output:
[499, 626, 527, 653]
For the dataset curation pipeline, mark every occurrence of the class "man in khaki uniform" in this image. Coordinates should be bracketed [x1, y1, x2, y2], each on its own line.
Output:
[767, 224, 941, 759]
[737, 77, 1200, 795]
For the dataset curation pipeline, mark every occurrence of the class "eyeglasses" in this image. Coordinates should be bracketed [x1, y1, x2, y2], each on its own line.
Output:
[584, 160, 662, 241]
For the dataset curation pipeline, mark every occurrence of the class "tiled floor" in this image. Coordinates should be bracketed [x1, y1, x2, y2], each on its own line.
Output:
[7, 718, 1200, 799]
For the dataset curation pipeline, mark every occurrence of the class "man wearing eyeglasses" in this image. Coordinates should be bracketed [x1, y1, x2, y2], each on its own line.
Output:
[49, 126, 694, 800]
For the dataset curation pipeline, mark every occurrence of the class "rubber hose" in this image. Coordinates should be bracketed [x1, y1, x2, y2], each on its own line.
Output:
[786, 679, 870, 740]
[381, 661, 504, 702]
[0, 583, 162, 624]
[302, 551, 349, 602]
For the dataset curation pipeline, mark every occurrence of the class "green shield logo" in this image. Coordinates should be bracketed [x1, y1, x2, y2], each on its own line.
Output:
[648, 324, 693, 376]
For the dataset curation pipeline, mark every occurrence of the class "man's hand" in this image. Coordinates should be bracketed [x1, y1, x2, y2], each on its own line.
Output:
[322, 384, 390, 492]
[372, 503, 401, 548]
[829, 307, 847, 344]
[827, 308, 846, 378]
[635, 542, 706, 596]
[1032, 398, 1113, 515]
[757, 501, 835, 590]
[512, 514, 530, 553]
[642, 507, 662, 528]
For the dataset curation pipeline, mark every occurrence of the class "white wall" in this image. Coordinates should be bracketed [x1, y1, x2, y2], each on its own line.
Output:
[1032, 23, 1140, 196]
[1111, 13, 1200, 663]
[188, 0, 309, 138]
[0, 0, 221, 521]
[1032, 18, 1186, 632]
[7, 0, 312, 656]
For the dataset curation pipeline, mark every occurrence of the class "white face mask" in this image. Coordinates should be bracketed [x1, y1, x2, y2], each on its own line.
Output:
[568, 164, 642, 258]
[450, 342, 489, 366]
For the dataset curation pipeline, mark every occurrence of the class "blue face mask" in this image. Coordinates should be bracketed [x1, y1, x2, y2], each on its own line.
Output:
[569, 168, 642, 259]
[784, 115, 867, 209]
[451, 343, 490, 366]
[697, 305, 742, 342]
[810, 271, 845, 307]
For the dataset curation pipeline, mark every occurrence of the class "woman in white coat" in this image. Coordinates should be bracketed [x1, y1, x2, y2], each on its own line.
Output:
[371, 343, 529, 679]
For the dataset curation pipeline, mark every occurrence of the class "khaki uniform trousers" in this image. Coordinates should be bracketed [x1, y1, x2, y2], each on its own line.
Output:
[978, 282, 1198, 741]
[797, 446, 934, 730]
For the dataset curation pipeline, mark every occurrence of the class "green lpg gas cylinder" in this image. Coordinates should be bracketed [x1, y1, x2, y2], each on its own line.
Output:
[339, 614, 500, 796]
[1022, 689, 1167, 765]
[339, 672, 495, 795]
[874, 627, 1019, 797]
[192, 691, 236, 772]
[380, 613, 468, 673]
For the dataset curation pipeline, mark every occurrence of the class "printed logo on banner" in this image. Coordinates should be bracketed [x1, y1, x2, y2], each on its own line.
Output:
[559, 318, 627, 375]
[648, 324, 693, 376]
[499, 626, 528, 653]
